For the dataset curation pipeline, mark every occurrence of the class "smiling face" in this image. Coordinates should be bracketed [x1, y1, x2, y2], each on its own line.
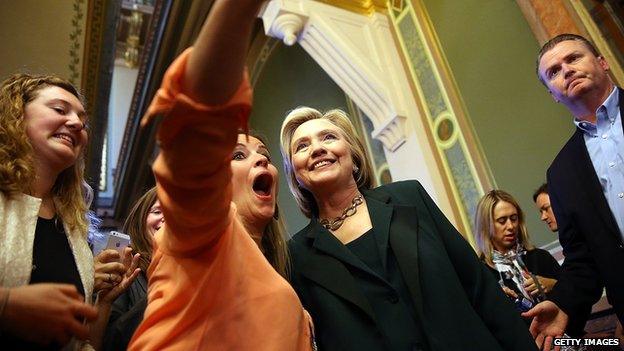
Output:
[538, 39, 612, 109]
[290, 119, 356, 195]
[492, 200, 519, 253]
[230, 134, 279, 226]
[145, 199, 164, 236]
[23, 86, 87, 174]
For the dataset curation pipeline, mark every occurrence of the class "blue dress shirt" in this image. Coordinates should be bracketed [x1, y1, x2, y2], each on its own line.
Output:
[574, 86, 624, 240]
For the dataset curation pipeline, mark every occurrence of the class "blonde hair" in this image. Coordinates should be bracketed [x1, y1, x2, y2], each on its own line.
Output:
[280, 107, 374, 217]
[122, 187, 158, 274]
[0, 74, 90, 235]
[474, 190, 534, 268]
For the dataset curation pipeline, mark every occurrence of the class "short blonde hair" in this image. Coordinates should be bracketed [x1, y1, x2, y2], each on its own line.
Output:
[280, 107, 374, 217]
[474, 190, 534, 267]
[0, 74, 90, 235]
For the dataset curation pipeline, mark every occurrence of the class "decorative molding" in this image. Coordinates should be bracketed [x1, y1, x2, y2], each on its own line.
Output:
[315, 0, 387, 16]
[68, 0, 85, 85]
[372, 115, 407, 151]
[260, 0, 410, 151]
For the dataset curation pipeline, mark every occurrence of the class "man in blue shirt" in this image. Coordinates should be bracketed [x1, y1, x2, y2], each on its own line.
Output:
[525, 34, 624, 350]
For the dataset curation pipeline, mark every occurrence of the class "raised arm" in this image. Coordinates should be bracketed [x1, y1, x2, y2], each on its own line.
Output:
[147, 0, 265, 255]
[184, 0, 264, 105]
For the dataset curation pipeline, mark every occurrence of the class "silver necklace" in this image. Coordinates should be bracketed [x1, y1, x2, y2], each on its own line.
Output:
[320, 195, 363, 231]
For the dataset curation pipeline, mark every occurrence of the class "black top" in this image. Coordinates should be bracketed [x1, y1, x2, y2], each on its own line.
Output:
[346, 229, 384, 277]
[346, 228, 426, 351]
[3, 217, 85, 350]
[30, 217, 85, 297]
[103, 274, 148, 351]
[288, 181, 537, 351]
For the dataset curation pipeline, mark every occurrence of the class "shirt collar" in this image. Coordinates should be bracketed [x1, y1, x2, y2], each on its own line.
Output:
[574, 86, 618, 133]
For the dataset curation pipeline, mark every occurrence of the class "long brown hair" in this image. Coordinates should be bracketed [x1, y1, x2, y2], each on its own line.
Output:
[0, 73, 90, 235]
[122, 187, 158, 274]
[239, 131, 290, 278]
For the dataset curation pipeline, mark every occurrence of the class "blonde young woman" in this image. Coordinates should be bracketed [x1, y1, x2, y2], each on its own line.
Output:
[129, 0, 313, 349]
[473, 190, 588, 337]
[280, 107, 537, 351]
[0, 74, 138, 350]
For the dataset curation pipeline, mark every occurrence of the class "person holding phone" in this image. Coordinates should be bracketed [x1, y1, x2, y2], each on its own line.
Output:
[0, 73, 139, 350]
[102, 187, 161, 351]
[128, 1, 314, 350]
[473, 191, 576, 332]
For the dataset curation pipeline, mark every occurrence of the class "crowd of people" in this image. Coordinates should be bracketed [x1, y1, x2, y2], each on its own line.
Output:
[1, 0, 623, 350]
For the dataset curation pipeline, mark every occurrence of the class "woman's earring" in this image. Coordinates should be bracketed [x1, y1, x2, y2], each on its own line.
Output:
[353, 164, 359, 174]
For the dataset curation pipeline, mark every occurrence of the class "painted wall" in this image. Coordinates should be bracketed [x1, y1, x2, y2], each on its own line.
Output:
[0, 0, 86, 85]
[420, 0, 575, 246]
[250, 42, 349, 235]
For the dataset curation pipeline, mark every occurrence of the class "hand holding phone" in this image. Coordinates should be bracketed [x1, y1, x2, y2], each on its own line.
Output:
[105, 231, 131, 255]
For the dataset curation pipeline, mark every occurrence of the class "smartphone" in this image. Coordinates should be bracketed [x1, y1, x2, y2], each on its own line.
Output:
[105, 231, 131, 254]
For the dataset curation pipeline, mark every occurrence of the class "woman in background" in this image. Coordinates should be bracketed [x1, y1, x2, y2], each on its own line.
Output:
[472, 190, 590, 338]
[474, 190, 560, 305]
[103, 187, 161, 351]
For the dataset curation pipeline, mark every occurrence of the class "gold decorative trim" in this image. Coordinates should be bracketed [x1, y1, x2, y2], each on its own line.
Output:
[566, 0, 624, 86]
[315, 0, 387, 15]
[68, 0, 85, 85]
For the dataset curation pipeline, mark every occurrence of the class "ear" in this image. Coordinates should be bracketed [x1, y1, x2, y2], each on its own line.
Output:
[598, 56, 610, 71]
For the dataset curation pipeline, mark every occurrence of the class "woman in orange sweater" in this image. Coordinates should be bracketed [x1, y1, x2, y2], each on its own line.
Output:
[128, 1, 314, 350]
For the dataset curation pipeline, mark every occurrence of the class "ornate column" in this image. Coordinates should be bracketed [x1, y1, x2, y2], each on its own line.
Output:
[259, 0, 489, 236]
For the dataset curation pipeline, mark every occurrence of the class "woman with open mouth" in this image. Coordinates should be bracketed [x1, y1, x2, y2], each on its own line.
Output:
[129, 1, 314, 350]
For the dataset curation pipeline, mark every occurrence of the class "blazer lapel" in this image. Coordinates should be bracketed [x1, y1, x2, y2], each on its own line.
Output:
[297, 222, 376, 320]
[363, 189, 392, 272]
[571, 129, 621, 237]
[366, 187, 425, 319]
[388, 205, 425, 319]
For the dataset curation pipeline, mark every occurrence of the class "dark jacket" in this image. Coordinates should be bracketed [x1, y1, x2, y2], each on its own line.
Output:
[103, 273, 147, 351]
[288, 180, 537, 351]
[547, 88, 624, 325]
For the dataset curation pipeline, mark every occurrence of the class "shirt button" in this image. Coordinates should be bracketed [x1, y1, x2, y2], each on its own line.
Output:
[610, 162, 616, 168]
[618, 193, 624, 198]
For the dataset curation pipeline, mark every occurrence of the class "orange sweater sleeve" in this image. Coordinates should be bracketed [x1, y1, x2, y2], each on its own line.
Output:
[144, 48, 252, 256]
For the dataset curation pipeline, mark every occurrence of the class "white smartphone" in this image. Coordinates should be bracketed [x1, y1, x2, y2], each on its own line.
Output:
[105, 231, 131, 254]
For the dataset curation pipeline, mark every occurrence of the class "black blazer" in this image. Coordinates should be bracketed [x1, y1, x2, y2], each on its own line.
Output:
[547, 88, 624, 325]
[288, 180, 536, 351]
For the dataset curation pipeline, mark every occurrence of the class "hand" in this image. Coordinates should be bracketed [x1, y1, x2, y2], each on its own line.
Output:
[0, 284, 98, 346]
[522, 300, 568, 351]
[501, 286, 519, 299]
[95, 247, 141, 304]
[94, 249, 126, 292]
[523, 272, 557, 296]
